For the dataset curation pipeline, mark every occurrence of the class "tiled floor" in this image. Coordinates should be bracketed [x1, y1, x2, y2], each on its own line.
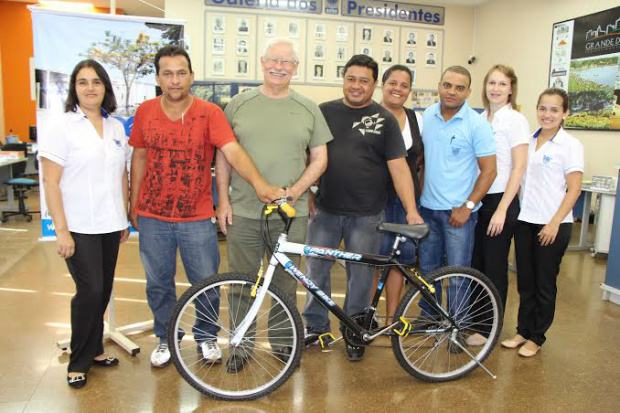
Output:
[0, 193, 619, 413]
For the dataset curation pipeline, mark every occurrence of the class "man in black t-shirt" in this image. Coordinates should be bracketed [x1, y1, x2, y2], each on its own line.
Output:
[303, 55, 423, 362]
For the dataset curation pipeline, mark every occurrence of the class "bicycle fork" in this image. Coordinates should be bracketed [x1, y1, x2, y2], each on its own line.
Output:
[229, 254, 279, 347]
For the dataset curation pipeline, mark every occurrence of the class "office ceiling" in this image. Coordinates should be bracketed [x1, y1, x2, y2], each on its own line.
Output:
[12, 0, 494, 18]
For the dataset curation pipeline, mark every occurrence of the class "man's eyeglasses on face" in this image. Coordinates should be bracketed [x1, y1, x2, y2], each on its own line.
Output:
[264, 57, 298, 67]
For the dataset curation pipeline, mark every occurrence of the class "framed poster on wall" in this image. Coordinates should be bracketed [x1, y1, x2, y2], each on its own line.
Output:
[549, 6, 620, 131]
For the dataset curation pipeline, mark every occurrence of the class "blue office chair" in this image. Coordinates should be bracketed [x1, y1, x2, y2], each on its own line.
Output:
[1, 144, 39, 223]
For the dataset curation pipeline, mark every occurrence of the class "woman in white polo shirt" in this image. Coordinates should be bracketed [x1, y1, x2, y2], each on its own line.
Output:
[39, 60, 130, 388]
[468, 65, 529, 346]
[502, 88, 583, 357]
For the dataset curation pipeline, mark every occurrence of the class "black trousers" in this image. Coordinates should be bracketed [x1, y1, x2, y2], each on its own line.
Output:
[65, 231, 121, 373]
[472, 192, 520, 309]
[514, 221, 571, 346]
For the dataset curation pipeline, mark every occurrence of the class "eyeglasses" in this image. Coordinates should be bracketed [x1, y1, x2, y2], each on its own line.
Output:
[263, 57, 298, 67]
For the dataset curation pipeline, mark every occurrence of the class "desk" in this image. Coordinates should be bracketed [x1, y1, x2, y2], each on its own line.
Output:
[569, 184, 617, 253]
[0, 158, 28, 212]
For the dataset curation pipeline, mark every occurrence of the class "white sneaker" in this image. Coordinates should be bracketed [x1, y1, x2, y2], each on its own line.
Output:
[151, 343, 171, 367]
[199, 341, 222, 364]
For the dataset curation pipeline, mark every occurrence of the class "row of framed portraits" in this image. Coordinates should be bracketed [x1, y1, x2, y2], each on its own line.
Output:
[211, 15, 439, 48]
[214, 59, 421, 82]
[204, 12, 443, 85]
[213, 40, 437, 68]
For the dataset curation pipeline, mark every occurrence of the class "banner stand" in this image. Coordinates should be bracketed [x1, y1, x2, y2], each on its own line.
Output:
[56, 288, 154, 356]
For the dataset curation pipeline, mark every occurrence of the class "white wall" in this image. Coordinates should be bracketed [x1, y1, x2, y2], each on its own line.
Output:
[471, 0, 620, 179]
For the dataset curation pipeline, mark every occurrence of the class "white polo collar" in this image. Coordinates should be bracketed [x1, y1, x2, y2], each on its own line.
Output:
[68, 106, 110, 122]
[533, 126, 567, 144]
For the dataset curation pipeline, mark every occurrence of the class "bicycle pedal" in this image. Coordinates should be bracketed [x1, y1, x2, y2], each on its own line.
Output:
[318, 332, 337, 348]
[394, 317, 413, 338]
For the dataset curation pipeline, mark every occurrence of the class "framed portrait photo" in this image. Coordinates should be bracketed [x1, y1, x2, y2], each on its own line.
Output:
[264, 20, 277, 37]
[212, 16, 225, 34]
[212, 58, 225, 76]
[237, 18, 250, 35]
[212, 37, 225, 55]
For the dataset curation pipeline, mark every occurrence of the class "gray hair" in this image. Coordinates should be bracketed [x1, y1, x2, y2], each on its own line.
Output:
[262, 37, 300, 62]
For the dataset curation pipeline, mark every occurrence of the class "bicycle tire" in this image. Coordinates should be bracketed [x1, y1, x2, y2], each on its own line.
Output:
[391, 266, 503, 382]
[168, 272, 303, 400]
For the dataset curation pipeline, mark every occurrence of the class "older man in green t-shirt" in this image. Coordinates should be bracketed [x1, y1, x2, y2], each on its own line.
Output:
[215, 37, 333, 371]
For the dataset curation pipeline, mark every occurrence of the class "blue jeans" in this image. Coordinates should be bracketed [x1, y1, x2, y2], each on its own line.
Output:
[418, 206, 477, 316]
[379, 196, 418, 263]
[138, 216, 220, 343]
[303, 208, 383, 333]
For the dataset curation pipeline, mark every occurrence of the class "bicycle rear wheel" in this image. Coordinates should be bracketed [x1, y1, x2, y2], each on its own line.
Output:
[168, 272, 303, 400]
[392, 266, 503, 382]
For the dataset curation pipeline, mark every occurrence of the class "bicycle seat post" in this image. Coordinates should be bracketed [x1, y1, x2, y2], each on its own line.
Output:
[390, 235, 406, 259]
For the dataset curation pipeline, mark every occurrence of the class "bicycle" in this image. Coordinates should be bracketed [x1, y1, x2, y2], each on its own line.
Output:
[168, 199, 503, 400]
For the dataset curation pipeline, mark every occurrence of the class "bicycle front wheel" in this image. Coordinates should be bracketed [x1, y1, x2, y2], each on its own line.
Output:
[392, 266, 503, 382]
[168, 272, 303, 400]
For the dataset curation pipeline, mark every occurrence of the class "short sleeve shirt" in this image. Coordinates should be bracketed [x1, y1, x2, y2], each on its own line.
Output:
[224, 89, 333, 219]
[317, 99, 406, 215]
[38, 108, 130, 234]
[481, 105, 530, 194]
[421, 101, 496, 211]
[129, 96, 236, 221]
[518, 127, 584, 224]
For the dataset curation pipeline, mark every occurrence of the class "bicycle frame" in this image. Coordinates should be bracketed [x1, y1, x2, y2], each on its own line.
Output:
[230, 222, 456, 346]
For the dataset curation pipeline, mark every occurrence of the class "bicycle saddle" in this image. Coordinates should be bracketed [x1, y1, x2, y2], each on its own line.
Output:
[376, 223, 429, 240]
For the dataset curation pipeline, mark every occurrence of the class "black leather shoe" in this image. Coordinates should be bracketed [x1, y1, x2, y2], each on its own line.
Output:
[345, 344, 365, 361]
[67, 374, 87, 389]
[226, 353, 248, 373]
[93, 356, 119, 367]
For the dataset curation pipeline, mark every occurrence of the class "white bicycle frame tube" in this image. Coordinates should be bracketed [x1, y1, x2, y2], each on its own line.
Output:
[229, 232, 363, 345]
[229, 233, 303, 346]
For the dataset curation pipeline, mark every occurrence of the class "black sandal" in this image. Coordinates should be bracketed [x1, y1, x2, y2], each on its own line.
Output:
[67, 374, 87, 389]
[93, 356, 119, 367]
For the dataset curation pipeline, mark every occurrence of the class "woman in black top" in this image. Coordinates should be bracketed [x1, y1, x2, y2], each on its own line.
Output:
[375, 65, 424, 324]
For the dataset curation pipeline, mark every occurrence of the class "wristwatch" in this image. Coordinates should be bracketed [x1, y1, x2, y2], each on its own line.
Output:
[465, 200, 475, 211]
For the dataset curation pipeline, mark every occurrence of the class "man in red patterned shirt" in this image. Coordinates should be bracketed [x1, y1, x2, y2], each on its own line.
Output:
[129, 45, 280, 368]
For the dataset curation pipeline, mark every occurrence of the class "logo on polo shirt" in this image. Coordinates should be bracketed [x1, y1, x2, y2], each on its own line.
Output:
[543, 155, 552, 165]
[113, 139, 122, 148]
[352, 113, 385, 136]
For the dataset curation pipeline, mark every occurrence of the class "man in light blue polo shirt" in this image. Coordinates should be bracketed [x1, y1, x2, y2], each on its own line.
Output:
[419, 66, 497, 341]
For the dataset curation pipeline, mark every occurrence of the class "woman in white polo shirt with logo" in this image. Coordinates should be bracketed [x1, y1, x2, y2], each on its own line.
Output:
[468, 65, 529, 346]
[39, 60, 130, 388]
[502, 88, 583, 357]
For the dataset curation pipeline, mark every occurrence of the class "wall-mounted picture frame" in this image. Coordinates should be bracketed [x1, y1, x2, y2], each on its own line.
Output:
[212, 58, 225, 75]
[314, 43, 325, 60]
[361, 27, 373, 43]
[426, 33, 438, 48]
[405, 30, 417, 46]
[336, 45, 348, 61]
[236, 59, 249, 76]
[264, 20, 276, 37]
[212, 15, 225, 34]
[236, 38, 249, 56]
[313, 63, 324, 79]
[288, 22, 300, 39]
[382, 48, 393, 63]
[212, 37, 225, 55]
[383, 29, 394, 44]
[405, 50, 416, 65]
[315, 23, 326, 40]
[336, 25, 348, 42]
[237, 18, 250, 35]
[425, 51, 437, 67]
